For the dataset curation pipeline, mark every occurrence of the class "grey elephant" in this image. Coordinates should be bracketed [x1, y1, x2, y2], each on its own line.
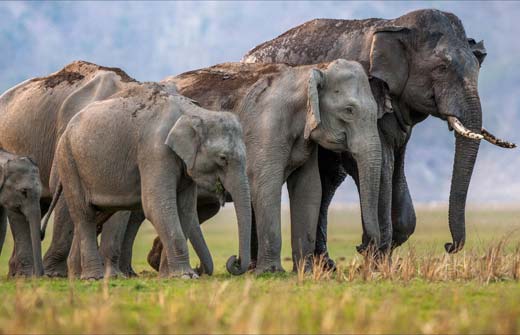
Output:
[46, 82, 251, 279]
[243, 9, 516, 265]
[0, 150, 43, 277]
[145, 59, 380, 274]
[0, 60, 141, 277]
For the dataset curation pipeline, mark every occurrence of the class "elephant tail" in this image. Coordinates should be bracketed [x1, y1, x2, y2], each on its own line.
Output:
[41, 182, 63, 240]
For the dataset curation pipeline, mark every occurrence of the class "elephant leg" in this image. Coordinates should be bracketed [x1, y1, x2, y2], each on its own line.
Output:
[147, 201, 221, 273]
[377, 140, 395, 253]
[119, 210, 145, 277]
[141, 170, 195, 279]
[287, 148, 321, 272]
[43, 197, 74, 277]
[7, 210, 34, 277]
[315, 147, 347, 270]
[158, 247, 169, 277]
[251, 167, 285, 274]
[61, 182, 105, 280]
[178, 183, 210, 276]
[67, 227, 82, 279]
[99, 211, 131, 278]
[391, 146, 416, 248]
[192, 201, 221, 275]
[0, 206, 7, 257]
[249, 209, 258, 270]
[76, 212, 105, 280]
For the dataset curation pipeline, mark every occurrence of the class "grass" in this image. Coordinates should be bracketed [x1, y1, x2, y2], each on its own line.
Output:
[0, 206, 519, 334]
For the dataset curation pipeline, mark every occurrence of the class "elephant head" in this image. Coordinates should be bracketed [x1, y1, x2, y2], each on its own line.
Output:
[165, 107, 251, 275]
[0, 155, 43, 276]
[368, 10, 516, 252]
[304, 59, 382, 247]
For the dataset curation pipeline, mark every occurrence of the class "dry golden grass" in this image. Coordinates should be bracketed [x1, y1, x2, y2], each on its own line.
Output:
[0, 206, 519, 334]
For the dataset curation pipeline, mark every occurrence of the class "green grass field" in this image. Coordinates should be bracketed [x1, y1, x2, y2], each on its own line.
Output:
[0, 206, 519, 334]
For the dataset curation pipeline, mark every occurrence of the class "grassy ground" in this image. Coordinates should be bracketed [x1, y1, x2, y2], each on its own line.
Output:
[0, 206, 519, 334]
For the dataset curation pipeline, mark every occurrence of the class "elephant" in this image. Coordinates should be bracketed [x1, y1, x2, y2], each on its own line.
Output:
[0, 60, 141, 277]
[0, 150, 43, 277]
[145, 59, 380, 274]
[45, 82, 251, 279]
[242, 9, 516, 265]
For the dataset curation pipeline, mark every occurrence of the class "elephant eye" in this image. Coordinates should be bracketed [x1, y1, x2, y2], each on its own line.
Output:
[218, 154, 228, 166]
[19, 188, 29, 198]
[344, 106, 354, 115]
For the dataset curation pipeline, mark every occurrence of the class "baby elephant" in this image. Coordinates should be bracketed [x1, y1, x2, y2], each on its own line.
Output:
[0, 150, 43, 277]
[47, 82, 251, 280]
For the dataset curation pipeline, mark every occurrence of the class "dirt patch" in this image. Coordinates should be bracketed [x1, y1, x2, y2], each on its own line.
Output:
[175, 62, 285, 102]
[33, 60, 136, 89]
[244, 18, 382, 63]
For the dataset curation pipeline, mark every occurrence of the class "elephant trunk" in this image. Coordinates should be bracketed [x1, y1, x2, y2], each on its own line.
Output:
[355, 136, 382, 249]
[223, 169, 252, 275]
[445, 94, 482, 253]
[26, 205, 44, 276]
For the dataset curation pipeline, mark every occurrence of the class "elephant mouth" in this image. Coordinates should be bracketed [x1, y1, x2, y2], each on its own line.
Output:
[323, 141, 346, 152]
[320, 134, 348, 152]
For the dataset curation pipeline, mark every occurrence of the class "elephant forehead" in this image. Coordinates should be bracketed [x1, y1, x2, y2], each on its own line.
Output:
[206, 120, 242, 140]
[5, 158, 38, 174]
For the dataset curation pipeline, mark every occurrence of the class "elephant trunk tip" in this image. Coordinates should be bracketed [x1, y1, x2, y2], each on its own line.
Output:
[226, 255, 248, 275]
[195, 262, 214, 276]
[444, 240, 464, 254]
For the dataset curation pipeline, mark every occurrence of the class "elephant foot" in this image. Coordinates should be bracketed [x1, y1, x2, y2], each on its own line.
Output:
[8, 267, 35, 278]
[313, 252, 337, 272]
[356, 243, 392, 269]
[80, 269, 104, 280]
[121, 265, 138, 278]
[180, 272, 199, 279]
[80, 258, 105, 280]
[44, 260, 68, 278]
[8, 258, 35, 278]
[248, 259, 257, 271]
[254, 261, 285, 274]
[105, 263, 127, 279]
[161, 266, 199, 279]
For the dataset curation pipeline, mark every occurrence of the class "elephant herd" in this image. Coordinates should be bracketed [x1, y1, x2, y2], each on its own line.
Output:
[0, 9, 515, 279]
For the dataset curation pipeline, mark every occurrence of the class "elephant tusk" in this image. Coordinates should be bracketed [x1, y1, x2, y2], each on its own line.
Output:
[481, 128, 517, 149]
[447, 116, 483, 140]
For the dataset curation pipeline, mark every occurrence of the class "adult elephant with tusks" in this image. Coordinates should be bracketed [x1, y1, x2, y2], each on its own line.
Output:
[243, 9, 516, 265]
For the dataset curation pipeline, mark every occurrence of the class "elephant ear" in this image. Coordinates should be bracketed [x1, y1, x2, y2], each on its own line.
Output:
[165, 115, 204, 175]
[370, 78, 394, 119]
[468, 38, 487, 66]
[304, 68, 324, 140]
[369, 26, 411, 97]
